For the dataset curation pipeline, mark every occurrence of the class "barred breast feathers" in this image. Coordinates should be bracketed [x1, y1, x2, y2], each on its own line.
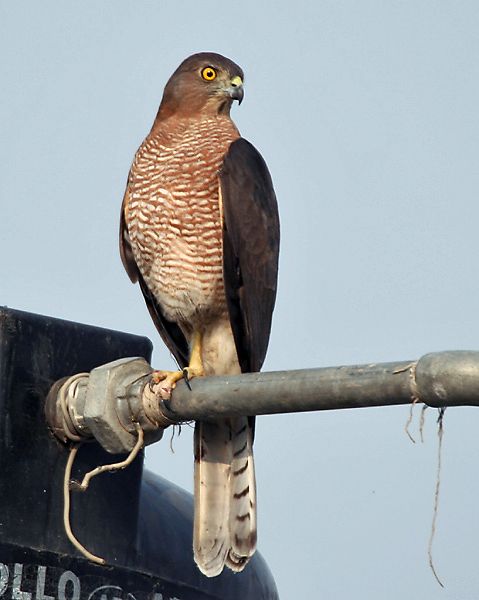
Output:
[125, 115, 240, 325]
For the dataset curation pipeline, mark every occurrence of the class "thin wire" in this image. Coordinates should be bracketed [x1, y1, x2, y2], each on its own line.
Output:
[59, 374, 88, 442]
[396, 362, 419, 443]
[404, 397, 418, 443]
[63, 444, 105, 565]
[419, 405, 428, 443]
[63, 424, 144, 564]
[428, 408, 446, 588]
[78, 423, 144, 491]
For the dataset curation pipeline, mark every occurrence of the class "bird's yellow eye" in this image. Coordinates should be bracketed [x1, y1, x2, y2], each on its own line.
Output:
[201, 66, 217, 81]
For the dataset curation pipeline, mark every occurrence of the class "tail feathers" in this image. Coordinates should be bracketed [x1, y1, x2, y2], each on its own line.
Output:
[226, 417, 257, 570]
[193, 418, 257, 577]
[193, 420, 231, 577]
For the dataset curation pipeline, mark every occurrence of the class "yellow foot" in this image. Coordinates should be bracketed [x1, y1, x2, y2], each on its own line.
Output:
[150, 365, 205, 399]
[151, 369, 185, 391]
[150, 371, 181, 401]
[150, 330, 205, 398]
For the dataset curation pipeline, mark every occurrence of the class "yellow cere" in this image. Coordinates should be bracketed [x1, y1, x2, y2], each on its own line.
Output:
[230, 75, 243, 87]
[201, 67, 217, 81]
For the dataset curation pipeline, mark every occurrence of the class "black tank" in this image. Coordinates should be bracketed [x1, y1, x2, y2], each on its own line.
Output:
[0, 307, 278, 600]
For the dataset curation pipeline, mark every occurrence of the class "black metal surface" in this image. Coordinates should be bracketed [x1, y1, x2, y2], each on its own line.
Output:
[0, 307, 278, 599]
[0, 542, 213, 600]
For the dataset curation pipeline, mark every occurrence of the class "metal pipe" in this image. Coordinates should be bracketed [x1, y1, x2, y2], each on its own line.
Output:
[161, 351, 479, 421]
[46, 351, 479, 453]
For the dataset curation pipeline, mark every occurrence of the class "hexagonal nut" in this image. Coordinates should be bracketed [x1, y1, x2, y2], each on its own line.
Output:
[83, 357, 152, 454]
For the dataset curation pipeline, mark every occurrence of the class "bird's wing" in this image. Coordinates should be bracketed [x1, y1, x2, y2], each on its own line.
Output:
[119, 189, 189, 368]
[219, 138, 280, 373]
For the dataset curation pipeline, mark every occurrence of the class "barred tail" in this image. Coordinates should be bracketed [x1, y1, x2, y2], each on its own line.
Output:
[193, 417, 257, 577]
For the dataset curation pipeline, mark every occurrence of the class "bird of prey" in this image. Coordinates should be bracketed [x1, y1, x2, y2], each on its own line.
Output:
[120, 52, 279, 577]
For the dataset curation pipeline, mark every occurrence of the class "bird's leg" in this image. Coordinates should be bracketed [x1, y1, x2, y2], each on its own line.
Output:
[183, 330, 205, 384]
[151, 330, 204, 394]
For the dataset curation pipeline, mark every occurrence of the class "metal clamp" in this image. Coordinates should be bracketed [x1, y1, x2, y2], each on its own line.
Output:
[46, 357, 173, 453]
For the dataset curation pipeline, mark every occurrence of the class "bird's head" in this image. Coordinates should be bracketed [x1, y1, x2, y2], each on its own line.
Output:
[157, 52, 244, 119]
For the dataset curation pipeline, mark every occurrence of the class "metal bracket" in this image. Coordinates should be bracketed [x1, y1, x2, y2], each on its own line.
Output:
[46, 357, 169, 453]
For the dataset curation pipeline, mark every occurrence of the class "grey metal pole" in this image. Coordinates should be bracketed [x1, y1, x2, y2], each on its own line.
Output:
[161, 351, 479, 421]
[46, 351, 479, 453]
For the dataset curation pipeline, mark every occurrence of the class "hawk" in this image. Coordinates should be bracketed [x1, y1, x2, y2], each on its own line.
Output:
[120, 52, 279, 577]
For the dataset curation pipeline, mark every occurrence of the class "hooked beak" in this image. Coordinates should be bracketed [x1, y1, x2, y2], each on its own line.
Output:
[227, 75, 244, 105]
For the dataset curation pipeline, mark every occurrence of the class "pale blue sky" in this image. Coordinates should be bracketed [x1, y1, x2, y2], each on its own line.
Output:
[2, 1, 479, 598]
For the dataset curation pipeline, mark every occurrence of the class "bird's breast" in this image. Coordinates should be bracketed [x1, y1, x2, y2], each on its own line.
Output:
[126, 117, 239, 327]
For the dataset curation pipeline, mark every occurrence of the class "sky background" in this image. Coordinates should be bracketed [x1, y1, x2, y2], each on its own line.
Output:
[2, 1, 479, 598]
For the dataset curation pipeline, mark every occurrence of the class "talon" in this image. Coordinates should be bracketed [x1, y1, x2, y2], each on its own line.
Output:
[150, 330, 205, 396]
[183, 368, 192, 390]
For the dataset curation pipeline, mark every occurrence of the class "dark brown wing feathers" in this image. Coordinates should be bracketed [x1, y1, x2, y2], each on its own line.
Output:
[220, 138, 280, 373]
